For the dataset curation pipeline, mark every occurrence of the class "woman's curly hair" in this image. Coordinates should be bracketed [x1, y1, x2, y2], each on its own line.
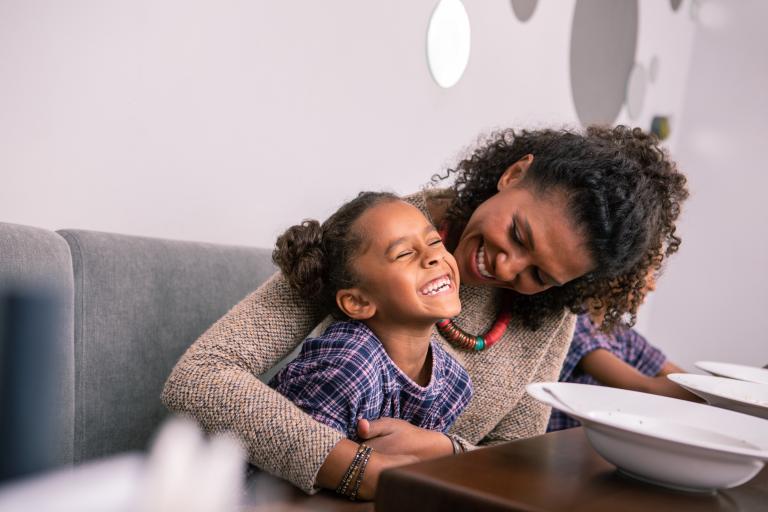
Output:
[438, 125, 688, 331]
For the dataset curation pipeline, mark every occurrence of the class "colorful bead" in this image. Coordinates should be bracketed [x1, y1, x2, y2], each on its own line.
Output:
[436, 308, 511, 352]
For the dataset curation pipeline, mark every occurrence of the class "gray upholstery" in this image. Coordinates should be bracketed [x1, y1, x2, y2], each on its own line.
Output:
[0, 222, 75, 468]
[58, 229, 275, 462]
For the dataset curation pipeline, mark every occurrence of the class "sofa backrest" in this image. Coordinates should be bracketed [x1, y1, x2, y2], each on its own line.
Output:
[55, 229, 275, 462]
[0, 222, 75, 470]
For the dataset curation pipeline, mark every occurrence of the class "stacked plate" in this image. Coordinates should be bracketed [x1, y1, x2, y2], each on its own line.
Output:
[695, 361, 768, 385]
[527, 381, 768, 493]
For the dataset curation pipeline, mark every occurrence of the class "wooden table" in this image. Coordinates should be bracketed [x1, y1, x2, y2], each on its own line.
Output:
[375, 428, 768, 512]
[243, 467, 373, 512]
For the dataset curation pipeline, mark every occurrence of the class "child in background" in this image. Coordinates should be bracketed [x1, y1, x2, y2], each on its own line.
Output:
[269, 191, 472, 446]
[548, 271, 698, 432]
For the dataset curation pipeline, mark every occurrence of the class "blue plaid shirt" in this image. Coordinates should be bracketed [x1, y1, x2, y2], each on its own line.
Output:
[548, 314, 667, 432]
[269, 321, 473, 440]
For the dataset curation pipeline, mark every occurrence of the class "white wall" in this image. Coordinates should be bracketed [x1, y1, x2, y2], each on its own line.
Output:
[644, 0, 768, 370]
[0, 1, 695, 247]
[9, 1, 757, 367]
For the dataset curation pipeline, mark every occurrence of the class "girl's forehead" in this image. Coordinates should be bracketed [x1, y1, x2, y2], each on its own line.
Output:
[355, 201, 434, 250]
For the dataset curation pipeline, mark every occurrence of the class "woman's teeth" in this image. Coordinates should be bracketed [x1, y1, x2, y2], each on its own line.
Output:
[421, 276, 452, 296]
[476, 244, 494, 279]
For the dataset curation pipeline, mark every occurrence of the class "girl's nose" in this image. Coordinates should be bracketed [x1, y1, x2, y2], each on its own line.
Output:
[423, 244, 442, 267]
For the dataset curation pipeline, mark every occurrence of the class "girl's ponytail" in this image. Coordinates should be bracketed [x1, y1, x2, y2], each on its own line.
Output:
[273, 220, 327, 300]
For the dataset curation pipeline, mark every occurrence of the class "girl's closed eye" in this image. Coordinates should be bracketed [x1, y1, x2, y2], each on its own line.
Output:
[395, 250, 414, 260]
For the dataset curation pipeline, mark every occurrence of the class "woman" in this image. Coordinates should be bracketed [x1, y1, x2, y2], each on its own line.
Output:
[162, 125, 688, 500]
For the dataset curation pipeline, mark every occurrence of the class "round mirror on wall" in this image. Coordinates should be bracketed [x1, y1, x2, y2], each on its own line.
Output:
[426, 0, 471, 88]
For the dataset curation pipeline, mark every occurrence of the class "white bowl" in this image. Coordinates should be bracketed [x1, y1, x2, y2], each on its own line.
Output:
[668, 373, 768, 419]
[527, 382, 768, 492]
[695, 361, 768, 385]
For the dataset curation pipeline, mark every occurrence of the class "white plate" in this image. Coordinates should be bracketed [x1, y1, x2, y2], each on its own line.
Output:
[668, 373, 768, 419]
[695, 361, 768, 385]
[527, 382, 768, 492]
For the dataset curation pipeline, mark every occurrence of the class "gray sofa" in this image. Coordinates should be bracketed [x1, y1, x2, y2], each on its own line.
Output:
[0, 221, 276, 469]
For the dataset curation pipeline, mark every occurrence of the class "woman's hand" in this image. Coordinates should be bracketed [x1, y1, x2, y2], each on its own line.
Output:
[316, 438, 419, 501]
[357, 451, 419, 500]
[356, 418, 453, 460]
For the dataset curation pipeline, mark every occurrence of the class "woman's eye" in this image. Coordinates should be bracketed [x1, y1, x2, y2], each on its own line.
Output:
[533, 269, 546, 285]
[510, 220, 522, 246]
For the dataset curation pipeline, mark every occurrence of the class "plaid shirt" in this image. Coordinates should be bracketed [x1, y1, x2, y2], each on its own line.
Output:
[269, 321, 473, 441]
[547, 314, 667, 432]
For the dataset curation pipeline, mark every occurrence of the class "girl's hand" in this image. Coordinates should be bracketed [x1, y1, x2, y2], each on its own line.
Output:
[357, 418, 453, 460]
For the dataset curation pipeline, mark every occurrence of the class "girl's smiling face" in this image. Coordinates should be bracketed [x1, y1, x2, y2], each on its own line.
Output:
[340, 200, 461, 326]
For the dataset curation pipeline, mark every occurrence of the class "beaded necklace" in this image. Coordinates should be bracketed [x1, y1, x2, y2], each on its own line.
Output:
[436, 223, 513, 351]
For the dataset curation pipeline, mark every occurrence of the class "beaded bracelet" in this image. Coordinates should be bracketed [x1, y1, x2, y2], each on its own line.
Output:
[336, 443, 369, 497]
[348, 444, 373, 501]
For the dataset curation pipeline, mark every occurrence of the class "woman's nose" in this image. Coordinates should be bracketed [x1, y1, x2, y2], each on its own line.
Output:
[493, 249, 527, 283]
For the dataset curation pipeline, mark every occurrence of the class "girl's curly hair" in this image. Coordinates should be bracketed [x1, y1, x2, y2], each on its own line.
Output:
[438, 125, 688, 331]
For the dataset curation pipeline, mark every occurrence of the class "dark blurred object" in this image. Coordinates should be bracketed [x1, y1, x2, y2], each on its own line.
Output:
[651, 115, 671, 140]
[0, 289, 66, 481]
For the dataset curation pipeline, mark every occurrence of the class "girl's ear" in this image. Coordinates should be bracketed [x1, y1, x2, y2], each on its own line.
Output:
[336, 288, 377, 320]
[498, 154, 534, 191]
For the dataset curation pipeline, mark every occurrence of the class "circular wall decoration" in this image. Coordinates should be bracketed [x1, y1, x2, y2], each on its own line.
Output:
[427, 0, 472, 89]
[626, 63, 647, 120]
[510, 0, 538, 22]
[570, 0, 639, 126]
[670, 0, 683, 12]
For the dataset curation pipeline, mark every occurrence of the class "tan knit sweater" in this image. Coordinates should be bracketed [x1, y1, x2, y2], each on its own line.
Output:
[161, 190, 576, 494]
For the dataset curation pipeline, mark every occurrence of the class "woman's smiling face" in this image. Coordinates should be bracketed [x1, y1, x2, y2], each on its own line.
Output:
[453, 158, 594, 295]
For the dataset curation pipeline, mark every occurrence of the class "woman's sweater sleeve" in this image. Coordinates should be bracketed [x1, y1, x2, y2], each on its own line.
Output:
[478, 312, 577, 445]
[161, 272, 346, 494]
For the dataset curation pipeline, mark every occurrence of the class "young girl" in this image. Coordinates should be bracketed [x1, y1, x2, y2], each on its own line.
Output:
[268, 192, 472, 455]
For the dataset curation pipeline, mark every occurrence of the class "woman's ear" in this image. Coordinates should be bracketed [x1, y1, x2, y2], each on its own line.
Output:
[498, 154, 534, 191]
[336, 289, 376, 320]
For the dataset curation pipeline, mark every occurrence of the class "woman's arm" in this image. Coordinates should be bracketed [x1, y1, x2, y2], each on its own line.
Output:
[162, 272, 344, 493]
[162, 273, 420, 497]
[579, 349, 699, 401]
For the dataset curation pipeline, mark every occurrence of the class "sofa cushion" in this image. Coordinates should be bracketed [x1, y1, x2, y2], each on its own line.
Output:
[0, 222, 75, 469]
[58, 229, 274, 462]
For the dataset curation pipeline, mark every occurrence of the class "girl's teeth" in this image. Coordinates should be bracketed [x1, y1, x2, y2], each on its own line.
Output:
[422, 276, 451, 295]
